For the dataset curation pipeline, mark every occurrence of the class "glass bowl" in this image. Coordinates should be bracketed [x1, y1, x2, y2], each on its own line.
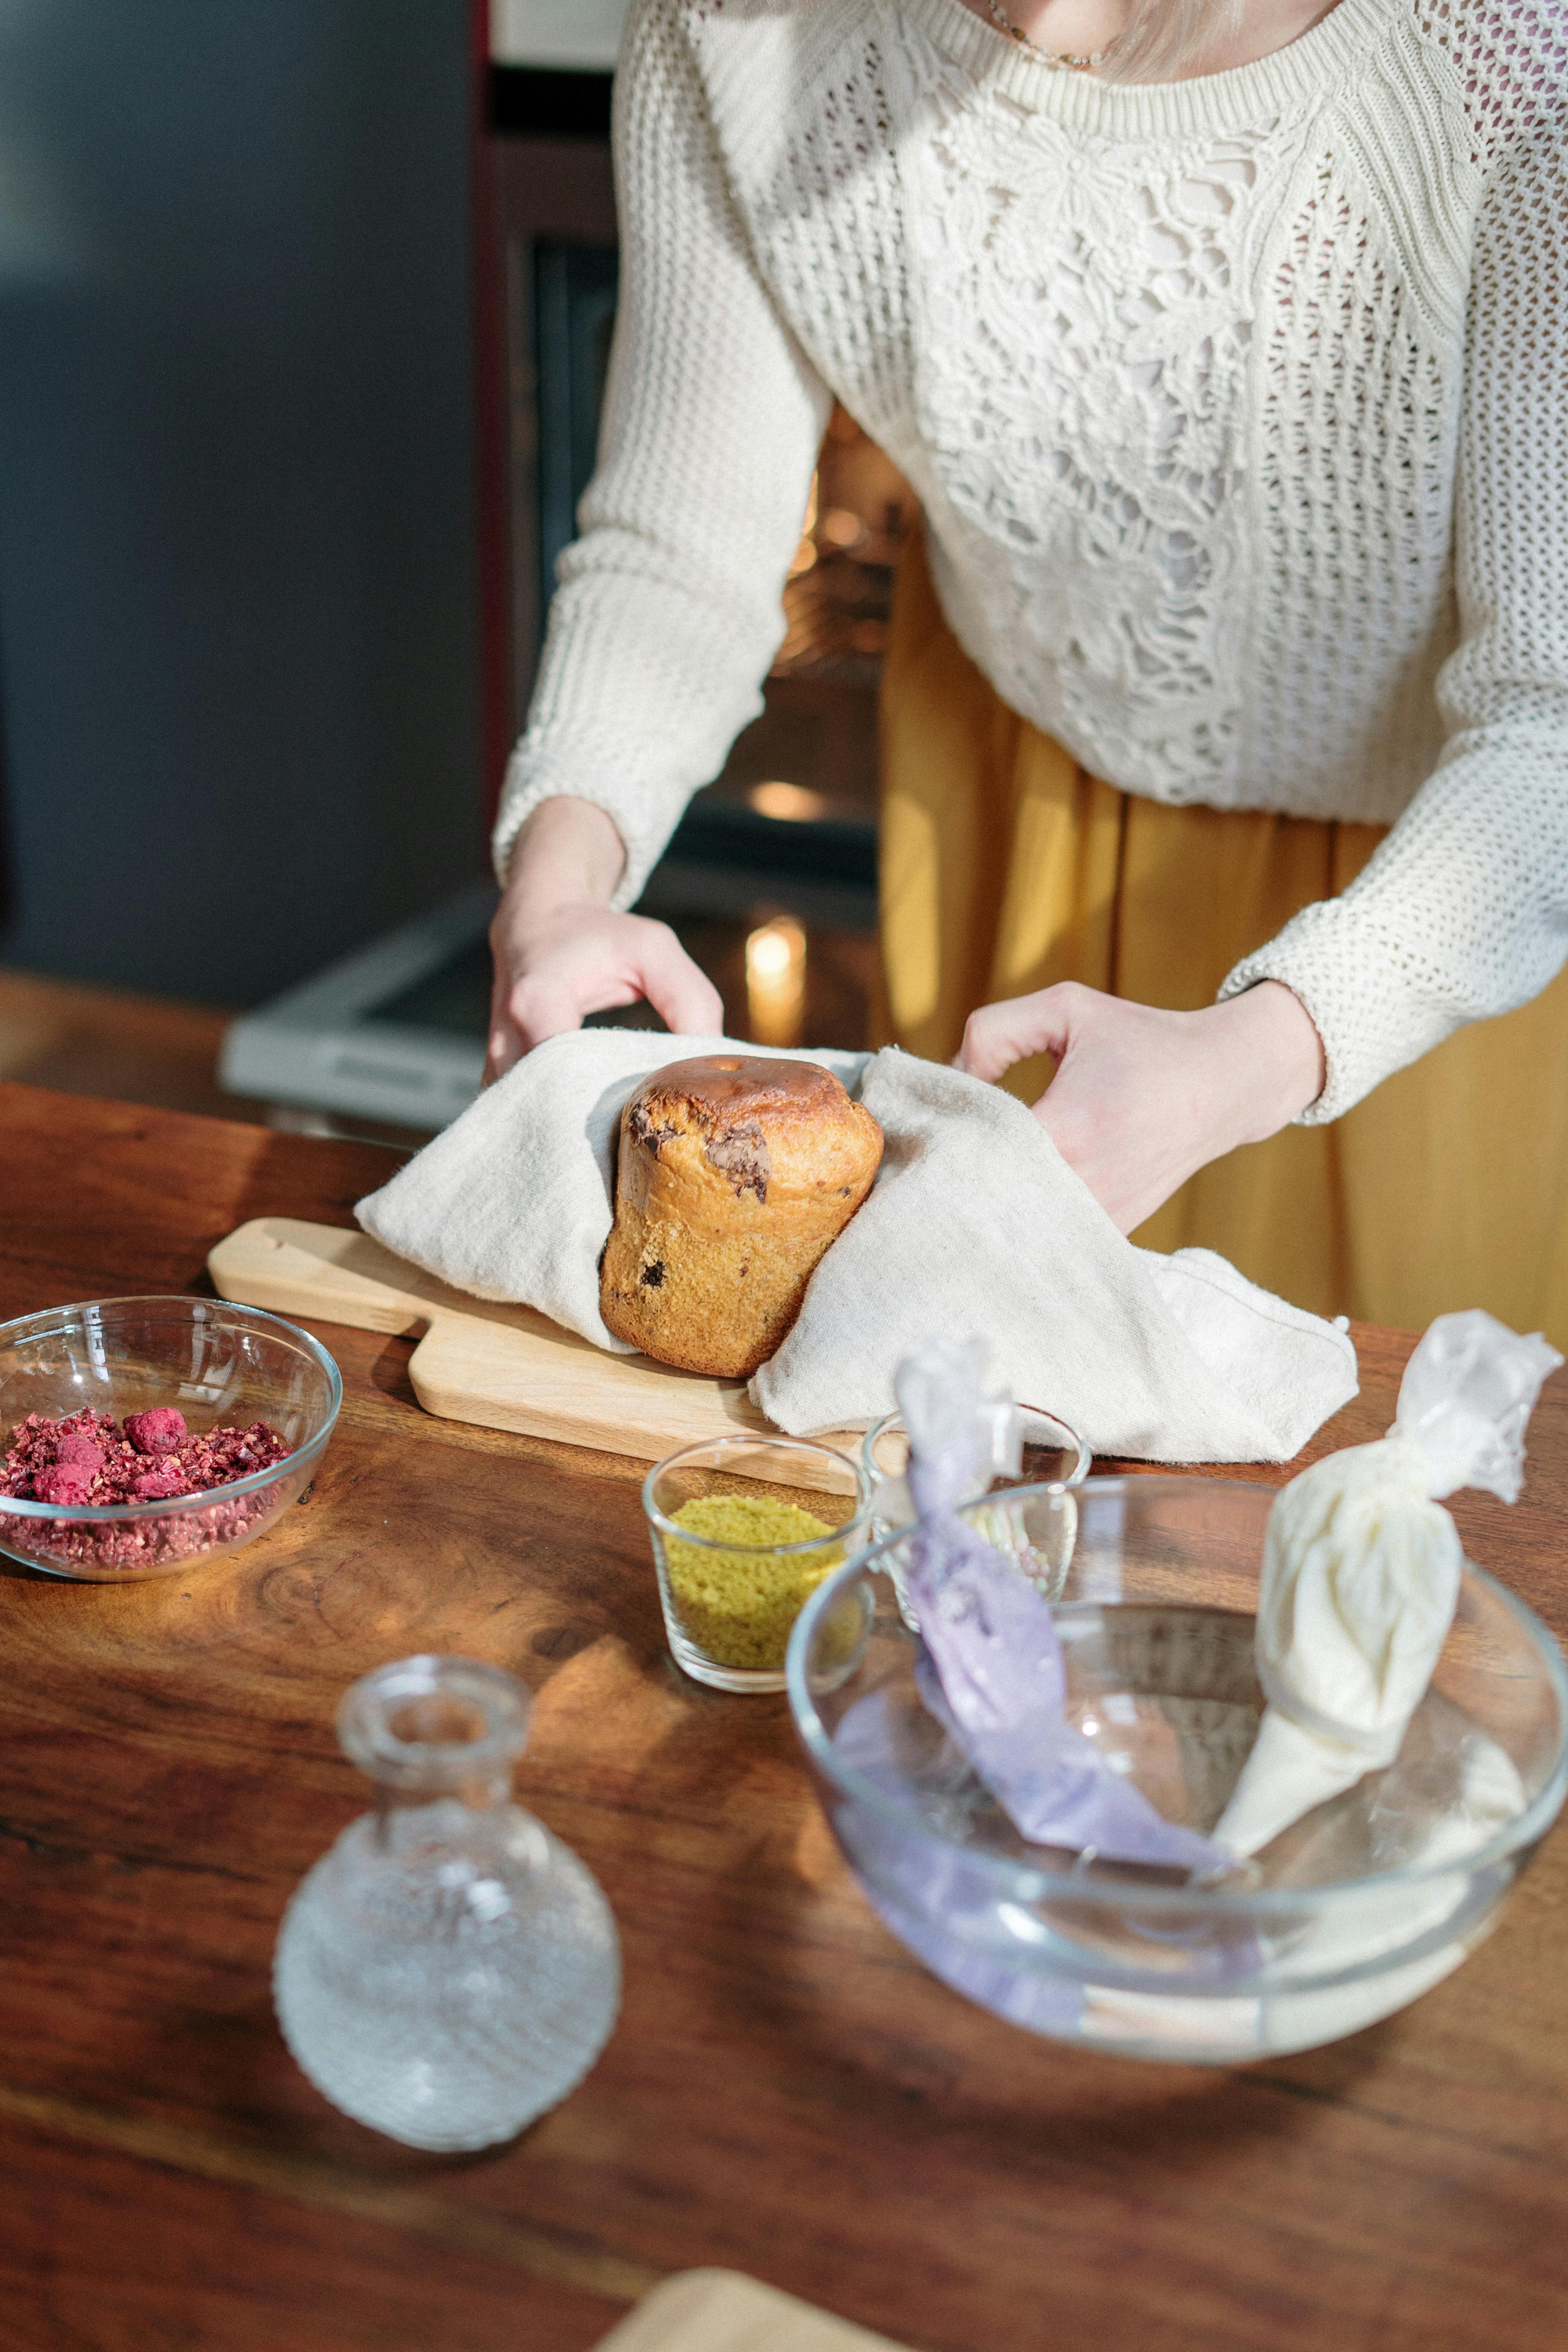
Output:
[0, 1296, 342, 1582]
[643, 1434, 872, 1693]
[787, 1477, 1568, 2062]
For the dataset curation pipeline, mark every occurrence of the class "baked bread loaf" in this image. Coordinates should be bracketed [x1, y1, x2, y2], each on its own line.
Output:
[600, 1054, 883, 1378]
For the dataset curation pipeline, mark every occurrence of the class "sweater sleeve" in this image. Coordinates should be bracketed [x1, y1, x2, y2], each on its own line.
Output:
[1220, 79, 1568, 1123]
[492, 0, 832, 905]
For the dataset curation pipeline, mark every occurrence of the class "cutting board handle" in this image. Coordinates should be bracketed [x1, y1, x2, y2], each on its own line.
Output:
[208, 1216, 490, 1339]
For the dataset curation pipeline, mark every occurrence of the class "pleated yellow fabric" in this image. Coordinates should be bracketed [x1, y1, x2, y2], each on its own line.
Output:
[878, 532, 1568, 1345]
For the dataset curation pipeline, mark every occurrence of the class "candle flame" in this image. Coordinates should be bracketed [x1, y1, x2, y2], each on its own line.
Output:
[746, 917, 807, 1048]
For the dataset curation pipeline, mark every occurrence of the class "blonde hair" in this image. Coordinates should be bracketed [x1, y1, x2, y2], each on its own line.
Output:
[1097, 0, 1248, 81]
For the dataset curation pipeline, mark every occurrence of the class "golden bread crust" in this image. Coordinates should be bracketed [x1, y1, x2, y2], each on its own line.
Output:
[599, 1054, 882, 1377]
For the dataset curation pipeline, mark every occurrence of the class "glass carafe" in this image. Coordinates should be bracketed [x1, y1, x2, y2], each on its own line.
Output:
[273, 1654, 620, 2150]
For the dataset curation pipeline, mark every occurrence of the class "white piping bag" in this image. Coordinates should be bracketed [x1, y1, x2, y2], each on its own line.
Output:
[1215, 1310, 1561, 1857]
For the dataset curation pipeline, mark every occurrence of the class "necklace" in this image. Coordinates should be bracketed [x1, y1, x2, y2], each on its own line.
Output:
[983, 0, 1110, 68]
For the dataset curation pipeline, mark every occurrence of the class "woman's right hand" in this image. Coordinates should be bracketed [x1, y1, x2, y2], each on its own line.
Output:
[484, 797, 723, 1083]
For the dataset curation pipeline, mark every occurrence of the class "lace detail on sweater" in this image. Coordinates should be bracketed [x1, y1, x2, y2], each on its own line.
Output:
[497, 0, 1568, 1123]
[897, 67, 1318, 796]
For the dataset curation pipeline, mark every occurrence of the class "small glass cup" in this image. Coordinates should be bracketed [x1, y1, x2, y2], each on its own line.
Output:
[860, 1403, 1091, 1538]
[644, 1434, 872, 1693]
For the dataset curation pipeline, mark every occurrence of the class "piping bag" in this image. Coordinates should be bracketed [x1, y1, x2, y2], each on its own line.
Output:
[898, 1338, 1224, 1873]
[1214, 1309, 1562, 1857]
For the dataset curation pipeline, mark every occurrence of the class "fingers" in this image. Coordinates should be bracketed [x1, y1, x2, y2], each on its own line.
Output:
[505, 975, 594, 1055]
[956, 983, 1089, 1083]
[484, 986, 569, 1087]
[636, 921, 725, 1038]
[484, 940, 589, 1084]
[484, 912, 725, 1088]
[482, 967, 521, 1089]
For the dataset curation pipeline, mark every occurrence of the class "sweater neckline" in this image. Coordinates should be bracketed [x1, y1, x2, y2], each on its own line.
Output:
[897, 0, 1398, 131]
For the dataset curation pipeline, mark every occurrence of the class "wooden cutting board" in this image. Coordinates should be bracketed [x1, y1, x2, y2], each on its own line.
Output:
[591, 2271, 910, 2351]
[208, 1217, 857, 1466]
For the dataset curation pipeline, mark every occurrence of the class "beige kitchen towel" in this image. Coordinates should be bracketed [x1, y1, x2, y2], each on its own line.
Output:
[356, 1033, 1357, 1462]
[757, 1049, 1357, 1460]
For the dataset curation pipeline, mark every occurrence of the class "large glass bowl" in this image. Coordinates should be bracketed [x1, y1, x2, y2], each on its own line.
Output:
[0, 1296, 342, 1582]
[787, 1477, 1568, 2062]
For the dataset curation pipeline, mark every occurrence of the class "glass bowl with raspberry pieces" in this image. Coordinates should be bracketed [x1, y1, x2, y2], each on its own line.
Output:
[0, 1296, 341, 1581]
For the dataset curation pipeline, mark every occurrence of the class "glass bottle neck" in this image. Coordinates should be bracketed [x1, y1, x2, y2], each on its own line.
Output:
[338, 1656, 532, 1811]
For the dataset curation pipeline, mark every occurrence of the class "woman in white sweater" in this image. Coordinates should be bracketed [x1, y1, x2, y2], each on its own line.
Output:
[486, 0, 1568, 1337]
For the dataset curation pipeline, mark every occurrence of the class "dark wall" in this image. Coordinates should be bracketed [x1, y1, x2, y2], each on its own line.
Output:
[0, 2, 482, 1005]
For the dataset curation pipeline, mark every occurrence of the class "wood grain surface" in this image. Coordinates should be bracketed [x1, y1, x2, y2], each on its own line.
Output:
[1, 1078, 1566, 2352]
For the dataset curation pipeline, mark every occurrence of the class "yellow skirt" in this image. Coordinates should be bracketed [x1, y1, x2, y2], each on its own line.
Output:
[877, 534, 1568, 1347]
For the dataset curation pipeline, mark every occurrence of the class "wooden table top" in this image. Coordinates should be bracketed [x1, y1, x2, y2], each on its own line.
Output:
[1, 1079, 1565, 2352]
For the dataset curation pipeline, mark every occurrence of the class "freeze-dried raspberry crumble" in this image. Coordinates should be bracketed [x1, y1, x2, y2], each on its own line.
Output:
[1, 1405, 294, 1571]
[123, 1407, 187, 1456]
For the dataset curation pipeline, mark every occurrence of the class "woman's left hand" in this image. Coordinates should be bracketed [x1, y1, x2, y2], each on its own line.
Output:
[955, 979, 1327, 1234]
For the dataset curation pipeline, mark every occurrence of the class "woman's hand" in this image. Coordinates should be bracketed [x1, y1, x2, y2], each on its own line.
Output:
[485, 798, 723, 1083]
[956, 980, 1326, 1234]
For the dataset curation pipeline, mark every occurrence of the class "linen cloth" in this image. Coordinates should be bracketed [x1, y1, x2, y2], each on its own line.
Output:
[355, 1033, 1357, 1463]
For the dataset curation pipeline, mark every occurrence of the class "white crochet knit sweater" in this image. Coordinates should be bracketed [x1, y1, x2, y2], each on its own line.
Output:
[495, 0, 1568, 1122]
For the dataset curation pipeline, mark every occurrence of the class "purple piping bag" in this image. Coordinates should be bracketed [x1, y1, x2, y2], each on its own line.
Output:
[897, 1339, 1227, 1875]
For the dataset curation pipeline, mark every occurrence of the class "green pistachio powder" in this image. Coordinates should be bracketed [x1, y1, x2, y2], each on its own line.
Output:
[664, 1492, 844, 1671]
